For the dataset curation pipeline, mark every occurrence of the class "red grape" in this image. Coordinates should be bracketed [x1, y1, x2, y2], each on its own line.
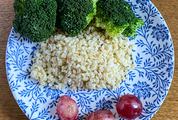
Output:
[86, 110, 115, 120]
[116, 94, 142, 119]
[57, 95, 78, 120]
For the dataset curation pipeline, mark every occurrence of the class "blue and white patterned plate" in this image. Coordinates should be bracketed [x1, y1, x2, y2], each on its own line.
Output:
[6, 0, 174, 120]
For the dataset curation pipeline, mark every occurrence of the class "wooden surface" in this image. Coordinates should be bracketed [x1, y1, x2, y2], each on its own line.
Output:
[0, 0, 178, 120]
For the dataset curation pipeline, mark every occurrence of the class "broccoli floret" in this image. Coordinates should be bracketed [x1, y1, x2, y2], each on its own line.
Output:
[56, 0, 98, 36]
[13, 0, 57, 42]
[96, 0, 144, 37]
[123, 18, 144, 37]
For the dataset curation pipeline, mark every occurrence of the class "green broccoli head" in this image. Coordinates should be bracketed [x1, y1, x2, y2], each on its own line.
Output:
[96, 0, 144, 37]
[13, 0, 57, 42]
[56, 0, 98, 36]
[123, 18, 144, 37]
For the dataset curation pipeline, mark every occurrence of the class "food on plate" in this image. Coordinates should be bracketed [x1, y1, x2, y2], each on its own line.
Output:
[116, 94, 143, 119]
[56, 0, 98, 36]
[13, 0, 57, 42]
[57, 95, 78, 120]
[12, 0, 147, 119]
[30, 27, 134, 89]
[96, 0, 144, 37]
[13, 0, 143, 89]
[13, 0, 143, 42]
[86, 110, 115, 120]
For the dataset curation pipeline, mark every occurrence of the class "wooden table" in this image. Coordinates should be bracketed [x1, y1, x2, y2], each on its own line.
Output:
[0, 0, 178, 120]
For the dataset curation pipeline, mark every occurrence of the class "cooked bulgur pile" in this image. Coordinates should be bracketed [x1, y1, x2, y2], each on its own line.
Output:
[30, 27, 134, 89]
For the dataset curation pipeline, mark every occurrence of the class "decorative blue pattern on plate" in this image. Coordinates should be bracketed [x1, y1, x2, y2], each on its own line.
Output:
[6, 0, 174, 120]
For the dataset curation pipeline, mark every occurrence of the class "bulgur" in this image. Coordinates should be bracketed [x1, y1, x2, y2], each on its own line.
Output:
[30, 27, 134, 89]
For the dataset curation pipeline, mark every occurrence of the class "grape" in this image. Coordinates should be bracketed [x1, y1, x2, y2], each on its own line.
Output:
[86, 110, 115, 120]
[57, 95, 78, 120]
[116, 94, 142, 119]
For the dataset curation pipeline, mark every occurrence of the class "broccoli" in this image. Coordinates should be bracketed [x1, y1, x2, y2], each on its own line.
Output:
[13, 0, 57, 42]
[96, 0, 144, 37]
[56, 0, 98, 36]
[122, 18, 144, 37]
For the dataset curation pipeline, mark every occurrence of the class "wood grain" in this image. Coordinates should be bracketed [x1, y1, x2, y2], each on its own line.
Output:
[0, 0, 178, 120]
[0, 0, 27, 120]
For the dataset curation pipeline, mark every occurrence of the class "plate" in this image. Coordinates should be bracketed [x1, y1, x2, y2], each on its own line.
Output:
[6, 0, 174, 120]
